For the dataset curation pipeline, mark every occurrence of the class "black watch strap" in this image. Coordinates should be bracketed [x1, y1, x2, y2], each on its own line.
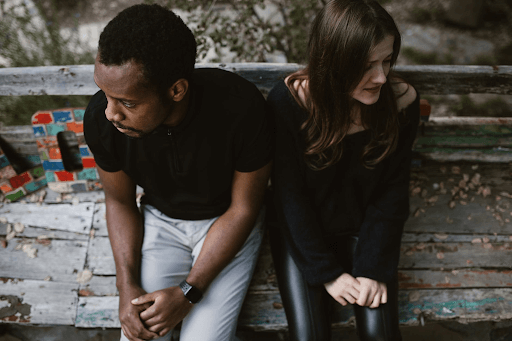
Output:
[179, 280, 203, 303]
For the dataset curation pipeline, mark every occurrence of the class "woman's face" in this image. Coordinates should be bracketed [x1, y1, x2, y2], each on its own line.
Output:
[350, 35, 394, 106]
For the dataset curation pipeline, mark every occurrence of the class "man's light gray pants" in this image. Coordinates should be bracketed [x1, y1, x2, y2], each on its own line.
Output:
[120, 204, 264, 341]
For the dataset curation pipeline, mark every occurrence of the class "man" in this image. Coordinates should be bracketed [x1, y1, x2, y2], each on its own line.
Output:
[84, 4, 272, 341]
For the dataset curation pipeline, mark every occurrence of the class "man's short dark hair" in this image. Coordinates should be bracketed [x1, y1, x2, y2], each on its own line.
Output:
[98, 4, 197, 92]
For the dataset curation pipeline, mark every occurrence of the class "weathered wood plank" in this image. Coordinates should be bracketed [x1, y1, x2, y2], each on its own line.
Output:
[76, 288, 512, 329]
[0, 203, 94, 235]
[87, 237, 114, 276]
[401, 233, 512, 243]
[75, 296, 120, 328]
[91, 203, 108, 237]
[0, 64, 511, 96]
[407, 198, 512, 235]
[0, 222, 89, 241]
[0, 237, 88, 282]
[0, 278, 78, 325]
[399, 242, 512, 269]
[398, 269, 512, 289]
[78, 276, 117, 297]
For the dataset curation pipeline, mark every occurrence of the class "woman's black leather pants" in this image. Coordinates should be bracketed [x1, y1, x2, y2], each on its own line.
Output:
[270, 230, 402, 341]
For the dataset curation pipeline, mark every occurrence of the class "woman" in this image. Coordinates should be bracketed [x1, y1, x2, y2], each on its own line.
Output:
[267, 1, 419, 340]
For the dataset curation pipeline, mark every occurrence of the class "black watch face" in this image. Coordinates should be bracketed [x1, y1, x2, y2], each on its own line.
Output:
[180, 281, 202, 303]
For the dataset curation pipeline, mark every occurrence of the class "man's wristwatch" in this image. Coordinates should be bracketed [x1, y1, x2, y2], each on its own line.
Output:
[179, 280, 203, 303]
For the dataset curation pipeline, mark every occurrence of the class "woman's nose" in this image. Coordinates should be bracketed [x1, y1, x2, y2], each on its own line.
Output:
[371, 65, 387, 85]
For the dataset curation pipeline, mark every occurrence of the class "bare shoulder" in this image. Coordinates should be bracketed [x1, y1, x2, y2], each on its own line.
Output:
[390, 78, 417, 111]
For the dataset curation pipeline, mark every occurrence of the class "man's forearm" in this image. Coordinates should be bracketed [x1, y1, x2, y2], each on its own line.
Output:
[105, 199, 144, 290]
[185, 207, 259, 292]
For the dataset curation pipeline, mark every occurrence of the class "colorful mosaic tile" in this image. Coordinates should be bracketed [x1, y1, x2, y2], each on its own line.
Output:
[32, 108, 102, 193]
[0, 147, 48, 202]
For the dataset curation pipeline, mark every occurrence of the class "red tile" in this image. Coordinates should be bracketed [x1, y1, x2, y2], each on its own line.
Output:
[54, 171, 75, 181]
[82, 158, 96, 168]
[9, 172, 32, 189]
[32, 112, 53, 124]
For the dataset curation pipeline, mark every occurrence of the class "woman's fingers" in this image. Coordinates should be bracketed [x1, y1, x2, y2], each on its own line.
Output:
[369, 292, 381, 308]
[381, 285, 388, 304]
[335, 295, 349, 306]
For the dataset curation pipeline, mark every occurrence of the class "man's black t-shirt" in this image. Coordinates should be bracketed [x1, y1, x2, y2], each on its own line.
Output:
[84, 68, 273, 220]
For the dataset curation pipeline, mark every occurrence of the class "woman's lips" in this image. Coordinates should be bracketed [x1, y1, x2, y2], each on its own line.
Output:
[364, 85, 381, 94]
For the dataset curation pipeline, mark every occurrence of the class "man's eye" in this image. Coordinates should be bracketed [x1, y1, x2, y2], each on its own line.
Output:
[123, 102, 135, 108]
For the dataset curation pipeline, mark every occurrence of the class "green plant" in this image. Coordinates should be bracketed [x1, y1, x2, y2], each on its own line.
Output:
[147, 0, 325, 63]
[0, 0, 95, 126]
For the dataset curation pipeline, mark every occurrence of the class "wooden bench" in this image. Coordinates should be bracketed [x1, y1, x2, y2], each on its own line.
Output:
[1, 64, 512, 332]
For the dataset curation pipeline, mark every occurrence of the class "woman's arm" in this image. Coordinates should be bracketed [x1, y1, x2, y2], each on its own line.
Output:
[270, 85, 345, 287]
[352, 85, 420, 284]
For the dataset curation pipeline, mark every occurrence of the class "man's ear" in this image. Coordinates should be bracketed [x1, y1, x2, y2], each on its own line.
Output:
[168, 79, 189, 102]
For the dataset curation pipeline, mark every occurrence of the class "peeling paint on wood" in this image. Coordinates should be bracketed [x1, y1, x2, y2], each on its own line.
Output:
[0, 279, 77, 325]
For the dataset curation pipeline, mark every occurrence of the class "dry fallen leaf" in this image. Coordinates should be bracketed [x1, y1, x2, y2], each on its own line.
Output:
[435, 233, 449, 240]
[427, 196, 439, 204]
[436, 252, 445, 259]
[460, 201, 467, 205]
[471, 173, 481, 185]
[449, 201, 456, 209]
[483, 243, 493, 250]
[413, 308, 422, 314]
[273, 302, 283, 309]
[463, 174, 470, 182]
[416, 243, 426, 250]
[5, 230, 16, 241]
[13, 222, 24, 233]
[483, 237, 490, 243]
[44, 276, 52, 281]
[76, 269, 93, 284]
[472, 238, 482, 243]
[471, 165, 479, 170]
[409, 291, 421, 302]
[451, 166, 461, 174]
[0, 217, 7, 224]
[482, 186, 491, 198]
[500, 191, 512, 198]
[1, 239, 6, 248]
[22, 244, 37, 258]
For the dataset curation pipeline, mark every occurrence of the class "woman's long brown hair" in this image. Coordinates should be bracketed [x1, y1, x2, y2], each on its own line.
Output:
[286, 0, 403, 170]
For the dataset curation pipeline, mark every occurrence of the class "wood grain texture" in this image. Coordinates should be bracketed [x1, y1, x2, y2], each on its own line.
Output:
[0, 203, 94, 234]
[0, 64, 511, 96]
[0, 237, 88, 282]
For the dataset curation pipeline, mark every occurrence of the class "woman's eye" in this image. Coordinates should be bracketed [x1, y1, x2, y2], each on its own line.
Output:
[384, 59, 391, 64]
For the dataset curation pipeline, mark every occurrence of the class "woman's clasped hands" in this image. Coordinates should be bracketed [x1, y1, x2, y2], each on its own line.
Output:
[324, 273, 387, 309]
